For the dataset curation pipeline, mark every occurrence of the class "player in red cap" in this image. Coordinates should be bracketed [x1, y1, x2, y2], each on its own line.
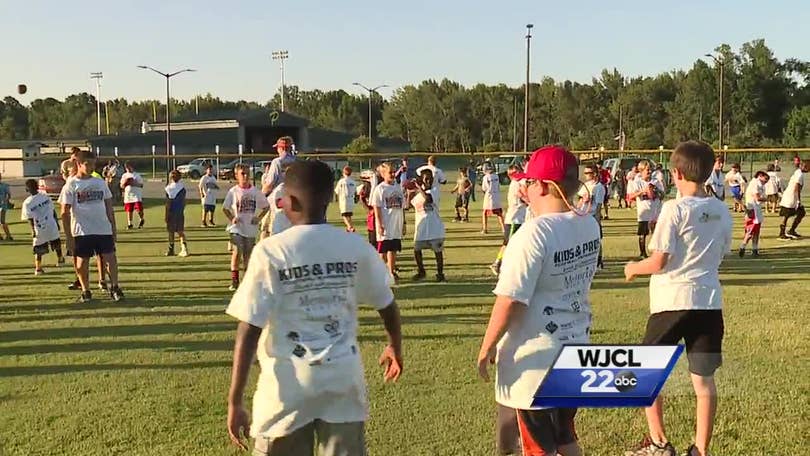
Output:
[478, 145, 600, 456]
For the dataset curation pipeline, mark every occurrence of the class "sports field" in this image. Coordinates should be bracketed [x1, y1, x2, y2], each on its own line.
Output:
[1, 188, 808, 455]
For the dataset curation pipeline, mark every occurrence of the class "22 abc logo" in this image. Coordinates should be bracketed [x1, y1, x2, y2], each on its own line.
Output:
[580, 369, 638, 393]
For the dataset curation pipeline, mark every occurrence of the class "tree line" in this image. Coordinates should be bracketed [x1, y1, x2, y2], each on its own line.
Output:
[1, 40, 808, 151]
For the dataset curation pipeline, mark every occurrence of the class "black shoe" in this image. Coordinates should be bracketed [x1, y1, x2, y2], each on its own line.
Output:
[98, 281, 108, 291]
[138, 219, 145, 229]
[165, 248, 175, 256]
[68, 279, 81, 290]
[739, 247, 745, 258]
[77, 290, 92, 303]
[435, 273, 446, 282]
[778, 234, 791, 240]
[110, 286, 124, 302]
[787, 231, 802, 239]
[752, 250, 760, 257]
[412, 271, 426, 281]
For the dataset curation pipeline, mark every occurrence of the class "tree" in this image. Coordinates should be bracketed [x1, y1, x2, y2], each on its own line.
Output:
[342, 136, 374, 154]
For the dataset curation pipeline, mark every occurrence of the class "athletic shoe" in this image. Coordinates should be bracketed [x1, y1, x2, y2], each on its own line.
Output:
[127, 224, 133, 230]
[209, 223, 217, 227]
[178, 248, 189, 257]
[6, 236, 13, 241]
[738, 247, 745, 258]
[752, 250, 760, 257]
[98, 281, 108, 291]
[603, 215, 610, 220]
[110, 286, 124, 302]
[165, 248, 175, 256]
[480, 230, 487, 235]
[435, 273, 446, 282]
[681, 444, 709, 456]
[57, 257, 66, 266]
[77, 290, 92, 304]
[412, 271, 426, 281]
[68, 279, 81, 290]
[787, 231, 802, 239]
[34, 269, 44, 276]
[624, 437, 677, 456]
[778, 234, 791, 240]
[138, 219, 145, 229]
[489, 262, 500, 276]
[200, 224, 208, 228]
[229, 281, 239, 291]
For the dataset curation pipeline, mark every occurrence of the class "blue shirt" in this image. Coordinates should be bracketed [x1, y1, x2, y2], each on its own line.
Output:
[0, 182, 10, 209]
[168, 188, 186, 214]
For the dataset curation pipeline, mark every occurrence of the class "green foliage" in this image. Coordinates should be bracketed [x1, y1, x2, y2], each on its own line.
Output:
[342, 135, 374, 154]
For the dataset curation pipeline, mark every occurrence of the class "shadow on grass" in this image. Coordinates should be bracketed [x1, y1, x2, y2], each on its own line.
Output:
[0, 321, 233, 343]
[0, 360, 229, 377]
[0, 308, 226, 324]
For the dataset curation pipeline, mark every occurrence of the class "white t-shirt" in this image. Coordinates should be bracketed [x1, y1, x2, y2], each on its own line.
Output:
[779, 169, 805, 209]
[416, 164, 447, 185]
[647, 197, 733, 314]
[335, 177, 358, 215]
[412, 191, 445, 241]
[120, 171, 144, 203]
[223, 185, 270, 239]
[492, 212, 600, 410]
[725, 170, 746, 188]
[61, 176, 113, 236]
[764, 171, 781, 196]
[370, 182, 404, 241]
[577, 180, 604, 218]
[745, 180, 766, 224]
[481, 173, 501, 210]
[226, 224, 394, 439]
[704, 169, 725, 199]
[199, 175, 219, 206]
[629, 177, 664, 222]
[269, 183, 292, 235]
[504, 179, 528, 225]
[21, 192, 60, 245]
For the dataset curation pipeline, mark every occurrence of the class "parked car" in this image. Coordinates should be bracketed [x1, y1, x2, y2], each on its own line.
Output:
[219, 159, 266, 181]
[38, 174, 66, 200]
[177, 158, 217, 179]
[477, 154, 525, 185]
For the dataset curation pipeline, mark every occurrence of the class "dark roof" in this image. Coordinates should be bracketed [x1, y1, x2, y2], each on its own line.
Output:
[307, 128, 410, 152]
[0, 140, 46, 148]
[89, 129, 239, 149]
[171, 109, 309, 128]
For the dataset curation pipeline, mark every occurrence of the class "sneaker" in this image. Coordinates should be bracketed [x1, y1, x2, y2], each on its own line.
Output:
[178, 248, 189, 257]
[165, 248, 175, 256]
[752, 250, 760, 257]
[110, 286, 125, 302]
[480, 230, 487, 235]
[624, 437, 677, 456]
[681, 444, 709, 456]
[98, 281, 108, 291]
[787, 231, 802, 239]
[489, 262, 500, 276]
[127, 224, 133, 230]
[77, 290, 92, 303]
[412, 271, 426, 281]
[229, 281, 239, 292]
[435, 273, 446, 282]
[6, 236, 13, 241]
[200, 224, 208, 228]
[209, 223, 217, 227]
[68, 279, 81, 290]
[778, 234, 791, 240]
[138, 219, 145, 229]
[738, 247, 745, 258]
[34, 269, 44, 276]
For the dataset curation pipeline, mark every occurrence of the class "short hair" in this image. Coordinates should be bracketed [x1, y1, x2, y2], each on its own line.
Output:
[25, 179, 38, 194]
[754, 170, 769, 179]
[343, 166, 352, 175]
[427, 155, 436, 164]
[285, 160, 335, 209]
[507, 164, 522, 174]
[76, 150, 95, 164]
[548, 164, 581, 201]
[767, 163, 775, 172]
[732, 163, 741, 170]
[234, 163, 251, 174]
[669, 141, 715, 183]
[205, 163, 213, 170]
[125, 161, 134, 168]
[715, 155, 725, 163]
[170, 170, 182, 182]
[379, 162, 394, 172]
[637, 159, 651, 171]
[70, 147, 81, 155]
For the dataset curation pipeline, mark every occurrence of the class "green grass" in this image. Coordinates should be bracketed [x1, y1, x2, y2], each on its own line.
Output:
[1, 192, 808, 456]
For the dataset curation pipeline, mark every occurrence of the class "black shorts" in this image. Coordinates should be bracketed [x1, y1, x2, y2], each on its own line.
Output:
[455, 193, 470, 208]
[203, 204, 216, 213]
[643, 310, 724, 376]
[377, 239, 402, 254]
[341, 212, 353, 217]
[497, 405, 577, 455]
[503, 224, 521, 245]
[74, 235, 115, 259]
[779, 205, 805, 218]
[33, 239, 61, 256]
[367, 230, 376, 247]
[167, 213, 185, 233]
[637, 221, 650, 236]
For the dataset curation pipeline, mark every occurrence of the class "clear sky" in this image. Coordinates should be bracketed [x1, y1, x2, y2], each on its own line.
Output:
[2, 0, 808, 103]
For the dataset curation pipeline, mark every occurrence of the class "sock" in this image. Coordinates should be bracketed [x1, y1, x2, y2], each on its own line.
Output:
[231, 270, 239, 283]
[779, 224, 787, 236]
[752, 240, 759, 251]
[638, 237, 647, 256]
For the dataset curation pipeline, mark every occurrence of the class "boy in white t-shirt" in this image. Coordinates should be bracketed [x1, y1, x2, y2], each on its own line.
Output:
[764, 163, 781, 214]
[198, 164, 219, 227]
[777, 160, 808, 239]
[724, 163, 746, 212]
[578, 164, 606, 269]
[481, 163, 505, 235]
[21, 179, 65, 274]
[120, 161, 145, 229]
[490, 166, 528, 276]
[624, 141, 733, 456]
[371, 162, 405, 283]
[223, 163, 270, 291]
[334, 166, 358, 232]
[478, 145, 600, 456]
[225, 160, 402, 455]
[165, 170, 189, 257]
[740, 171, 769, 257]
[627, 160, 665, 259]
[703, 156, 725, 201]
[268, 181, 292, 236]
[408, 168, 446, 282]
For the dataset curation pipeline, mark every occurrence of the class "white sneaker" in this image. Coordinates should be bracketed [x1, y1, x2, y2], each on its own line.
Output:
[178, 248, 189, 257]
[34, 269, 44, 276]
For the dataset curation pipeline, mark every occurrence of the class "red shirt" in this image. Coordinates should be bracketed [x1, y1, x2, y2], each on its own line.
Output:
[599, 169, 612, 185]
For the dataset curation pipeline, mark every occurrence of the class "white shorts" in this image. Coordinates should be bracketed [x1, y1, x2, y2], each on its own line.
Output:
[414, 238, 444, 253]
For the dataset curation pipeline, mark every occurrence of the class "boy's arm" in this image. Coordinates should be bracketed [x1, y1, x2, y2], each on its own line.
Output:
[373, 206, 384, 235]
[28, 218, 35, 236]
[165, 197, 171, 223]
[624, 251, 669, 281]
[227, 321, 262, 450]
[105, 199, 117, 241]
[377, 301, 403, 382]
[477, 295, 527, 381]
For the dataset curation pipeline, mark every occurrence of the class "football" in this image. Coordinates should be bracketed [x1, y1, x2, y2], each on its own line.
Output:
[123, 178, 134, 188]
[403, 179, 419, 191]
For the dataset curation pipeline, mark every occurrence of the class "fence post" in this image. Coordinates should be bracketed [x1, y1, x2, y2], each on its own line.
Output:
[151, 145, 156, 179]
[114, 146, 119, 158]
[172, 145, 177, 170]
[238, 144, 243, 164]
[215, 145, 220, 178]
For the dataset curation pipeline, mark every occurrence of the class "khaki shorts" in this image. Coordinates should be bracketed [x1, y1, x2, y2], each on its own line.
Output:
[253, 420, 365, 456]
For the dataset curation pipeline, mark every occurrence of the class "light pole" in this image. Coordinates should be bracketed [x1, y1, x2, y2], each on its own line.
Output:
[272, 50, 289, 111]
[705, 53, 725, 157]
[90, 72, 103, 136]
[524, 24, 534, 153]
[353, 82, 388, 141]
[137, 66, 195, 175]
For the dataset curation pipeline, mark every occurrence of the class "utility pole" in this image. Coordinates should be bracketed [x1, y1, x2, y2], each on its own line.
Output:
[524, 24, 534, 153]
[272, 50, 289, 111]
[90, 72, 103, 135]
[512, 95, 518, 152]
[353, 83, 388, 141]
[705, 52, 725, 159]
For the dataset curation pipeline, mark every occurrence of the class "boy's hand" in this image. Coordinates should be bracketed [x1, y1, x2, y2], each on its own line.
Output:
[232, 217, 239, 225]
[378, 344, 403, 382]
[477, 346, 496, 382]
[227, 403, 251, 451]
[624, 262, 637, 282]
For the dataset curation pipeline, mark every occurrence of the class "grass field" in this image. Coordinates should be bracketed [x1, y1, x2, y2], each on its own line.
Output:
[1, 188, 808, 456]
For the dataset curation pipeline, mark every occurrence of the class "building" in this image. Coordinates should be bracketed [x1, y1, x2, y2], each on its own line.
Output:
[0, 141, 45, 177]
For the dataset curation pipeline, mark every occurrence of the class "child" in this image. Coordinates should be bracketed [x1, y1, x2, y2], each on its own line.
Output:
[165, 170, 189, 257]
[740, 171, 769, 257]
[626, 164, 639, 208]
[478, 145, 600, 456]
[597, 163, 612, 219]
[450, 167, 472, 222]
[120, 161, 145, 229]
[225, 159, 402, 456]
[578, 164, 605, 269]
[704, 156, 725, 201]
[624, 141, 733, 456]
[60, 150, 124, 303]
[334, 166, 358, 232]
[0, 172, 12, 241]
[409, 168, 446, 282]
[490, 166, 528, 275]
[21, 179, 65, 274]
[481, 163, 505, 235]
[777, 159, 809, 240]
[358, 178, 376, 247]
[614, 167, 628, 208]
[627, 160, 665, 258]
[199, 164, 219, 227]
[268, 166, 293, 236]
[223, 163, 270, 291]
[371, 162, 405, 283]
[764, 164, 781, 214]
[725, 163, 746, 212]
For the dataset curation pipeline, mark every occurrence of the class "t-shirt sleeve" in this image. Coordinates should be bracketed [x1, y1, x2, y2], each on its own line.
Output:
[267, 161, 282, 188]
[61, 183, 75, 207]
[492, 226, 545, 306]
[256, 190, 270, 210]
[648, 202, 680, 254]
[21, 200, 30, 220]
[356, 243, 395, 309]
[103, 182, 113, 200]
[223, 189, 234, 210]
[226, 245, 277, 327]
[370, 186, 384, 208]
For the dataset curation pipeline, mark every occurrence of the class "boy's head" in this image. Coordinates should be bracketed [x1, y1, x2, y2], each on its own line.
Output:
[205, 164, 213, 175]
[75, 150, 96, 175]
[380, 162, 395, 183]
[25, 179, 38, 195]
[170, 170, 182, 182]
[755, 171, 769, 183]
[483, 162, 494, 174]
[419, 168, 434, 189]
[235, 163, 251, 186]
[732, 163, 741, 171]
[125, 161, 134, 172]
[766, 163, 775, 172]
[275, 137, 289, 155]
[458, 167, 466, 177]
[507, 164, 522, 179]
[669, 140, 715, 186]
[342, 166, 352, 177]
[801, 160, 810, 173]
[583, 164, 598, 181]
[427, 155, 437, 166]
[519, 145, 580, 210]
[713, 156, 724, 170]
[283, 160, 334, 224]
[637, 160, 652, 180]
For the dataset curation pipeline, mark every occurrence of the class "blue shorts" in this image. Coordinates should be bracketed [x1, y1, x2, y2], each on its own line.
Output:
[203, 204, 215, 213]
[731, 186, 742, 200]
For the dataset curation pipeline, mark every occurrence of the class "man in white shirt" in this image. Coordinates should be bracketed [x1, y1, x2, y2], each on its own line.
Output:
[61, 151, 124, 303]
[490, 166, 528, 276]
[740, 171, 769, 257]
[223, 163, 271, 291]
[578, 164, 606, 269]
[334, 166, 358, 232]
[120, 162, 145, 229]
[416, 155, 447, 185]
[225, 160, 402, 455]
[481, 163, 505, 235]
[21, 179, 65, 274]
[724, 163, 746, 212]
[408, 168, 446, 282]
[778, 160, 809, 240]
[478, 145, 599, 456]
[371, 162, 405, 283]
[198, 164, 219, 227]
[627, 160, 665, 259]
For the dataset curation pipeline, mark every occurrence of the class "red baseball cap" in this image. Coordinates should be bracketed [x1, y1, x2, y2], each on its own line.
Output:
[515, 145, 578, 182]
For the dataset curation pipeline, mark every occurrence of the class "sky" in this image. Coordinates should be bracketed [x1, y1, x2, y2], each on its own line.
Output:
[2, 0, 808, 104]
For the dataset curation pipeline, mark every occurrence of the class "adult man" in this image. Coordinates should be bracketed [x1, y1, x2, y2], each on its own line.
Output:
[417, 155, 447, 186]
[260, 137, 296, 239]
[60, 147, 80, 180]
[778, 159, 809, 240]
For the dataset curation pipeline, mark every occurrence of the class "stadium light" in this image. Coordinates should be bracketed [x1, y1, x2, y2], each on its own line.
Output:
[353, 82, 388, 141]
